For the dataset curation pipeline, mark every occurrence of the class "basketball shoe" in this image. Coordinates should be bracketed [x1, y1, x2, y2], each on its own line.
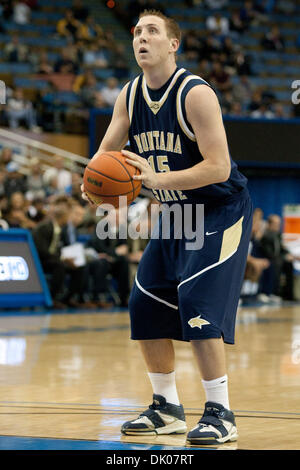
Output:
[121, 394, 187, 435]
[187, 401, 238, 445]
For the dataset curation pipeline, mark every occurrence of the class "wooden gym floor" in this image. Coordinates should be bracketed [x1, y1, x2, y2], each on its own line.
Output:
[0, 302, 299, 451]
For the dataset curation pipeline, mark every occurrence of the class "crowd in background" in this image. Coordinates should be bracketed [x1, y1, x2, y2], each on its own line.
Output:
[0, 0, 299, 133]
[0, 145, 299, 309]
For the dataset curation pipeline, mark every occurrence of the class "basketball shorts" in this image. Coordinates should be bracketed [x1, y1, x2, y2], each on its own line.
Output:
[128, 189, 253, 344]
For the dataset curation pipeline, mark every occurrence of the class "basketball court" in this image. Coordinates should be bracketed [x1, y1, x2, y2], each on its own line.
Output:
[0, 301, 299, 451]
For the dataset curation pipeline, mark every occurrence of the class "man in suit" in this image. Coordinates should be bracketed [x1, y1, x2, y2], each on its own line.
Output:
[32, 196, 70, 308]
[259, 214, 295, 301]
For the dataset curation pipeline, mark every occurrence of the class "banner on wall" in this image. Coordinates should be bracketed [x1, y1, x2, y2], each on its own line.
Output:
[283, 205, 300, 273]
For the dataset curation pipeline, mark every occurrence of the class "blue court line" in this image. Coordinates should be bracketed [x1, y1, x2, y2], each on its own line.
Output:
[0, 436, 207, 451]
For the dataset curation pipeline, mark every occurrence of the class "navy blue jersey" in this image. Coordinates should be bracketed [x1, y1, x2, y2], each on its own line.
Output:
[126, 67, 248, 206]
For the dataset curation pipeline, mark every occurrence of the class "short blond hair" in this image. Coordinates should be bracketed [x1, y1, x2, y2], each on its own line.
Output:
[138, 9, 182, 43]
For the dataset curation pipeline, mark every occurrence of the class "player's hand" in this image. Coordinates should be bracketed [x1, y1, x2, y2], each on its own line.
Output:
[80, 183, 96, 206]
[122, 150, 160, 189]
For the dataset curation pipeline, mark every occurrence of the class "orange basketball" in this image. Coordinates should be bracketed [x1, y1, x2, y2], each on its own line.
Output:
[83, 151, 142, 208]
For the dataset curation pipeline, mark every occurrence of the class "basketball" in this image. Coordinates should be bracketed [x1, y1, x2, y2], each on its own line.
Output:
[83, 151, 142, 208]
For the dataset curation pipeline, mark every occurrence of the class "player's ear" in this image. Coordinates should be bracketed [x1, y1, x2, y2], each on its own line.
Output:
[170, 39, 179, 53]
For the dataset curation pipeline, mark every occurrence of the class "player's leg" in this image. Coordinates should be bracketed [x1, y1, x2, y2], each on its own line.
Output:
[178, 195, 253, 445]
[121, 238, 187, 435]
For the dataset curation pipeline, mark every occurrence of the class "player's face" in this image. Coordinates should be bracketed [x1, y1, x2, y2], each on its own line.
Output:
[133, 16, 177, 69]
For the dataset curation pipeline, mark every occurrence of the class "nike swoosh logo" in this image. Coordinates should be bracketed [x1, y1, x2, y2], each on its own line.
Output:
[206, 231, 218, 236]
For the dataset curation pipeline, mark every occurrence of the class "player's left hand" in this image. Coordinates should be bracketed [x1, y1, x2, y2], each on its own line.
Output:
[122, 150, 160, 189]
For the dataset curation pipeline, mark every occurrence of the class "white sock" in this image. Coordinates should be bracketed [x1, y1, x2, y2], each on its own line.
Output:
[201, 374, 230, 409]
[148, 371, 180, 405]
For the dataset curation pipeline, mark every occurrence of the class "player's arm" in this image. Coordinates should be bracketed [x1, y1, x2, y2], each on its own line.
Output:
[124, 85, 231, 190]
[89, 83, 130, 164]
[81, 83, 130, 202]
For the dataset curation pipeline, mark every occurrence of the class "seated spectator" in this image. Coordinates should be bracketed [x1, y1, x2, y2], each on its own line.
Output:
[248, 89, 263, 112]
[196, 58, 211, 82]
[209, 60, 232, 92]
[54, 48, 79, 74]
[13, 0, 31, 24]
[200, 34, 221, 62]
[3, 191, 36, 229]
[3, 161, 27, 197]
[227, 101, 244, 117]
[73, 69, 99, 93]
[27, 197, 47, 223]
[56, 9, 82, 43]
[3, 34, 28, 62]
[100, 77, 121, 108]
[35, 51, 54, 75]
[206, 12, 229, 36]
[261, 25, 285, 52]
[182, 30, 202, 61]
[43, 155, 72, 194]
[232, 75, 255, 106]
[229, 8, 248, 35]
[258, 214, 297, 302]
[77, 15, 104, 43]
[6, 88, 39, 131]
[25, 157, 46, 201]
[240, 0, 266, 28]
[82, 40, 109, 69]
[250, 103, 275, 119]
[0, 147, 13, 169]
[86, 209, 130, 307]
[110, 43, 130, 80]
[32, 196, 70, 309]
[60, 200, 96, 308]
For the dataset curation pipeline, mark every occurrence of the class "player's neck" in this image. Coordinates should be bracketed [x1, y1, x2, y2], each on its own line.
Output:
[143, 62, 177, 90]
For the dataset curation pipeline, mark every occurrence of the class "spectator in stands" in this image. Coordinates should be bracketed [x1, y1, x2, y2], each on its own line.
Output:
[100, 77, 122, 108]
[276, 0, 296, 16]
[75, 71, 102, 108]
[3, 161, 27, 197]
[250, 103, 275, 119]
[258, 214, 296, 302]
[6, 88, 39, 131]
[209, 60, 232, 92]
[1, 0, 13, 20]
[86, 208, 130, 307]
[54, 47, 79, 74]
[261, 25, 285, 52]
[3, 190, 36, 229]
[71, 0, 90, 22]
[206, 11, 229, 36]
[13, 0, 31, 24]
[3, 34, 28, 62]
[273, 103, 287, 119]
[182, 30, 202, 62]
[60, 200, 97, 308]
[0, 147, 13, 169]
[65, 172, 85, 204]
[220, 90, 235, 115]
[229, 8, 248, 35]
[35, 51, 54, 75]
[196, 58, 211, 82]
[73, 69, 99, 93]
[232, 75, 255, 107]
[239, 0, 266, 28]
[27, 197, 47, 223]
[110, 43, 130, 80]
[241, 208, 270, 300]
[25, 157, 46, 201]
[77, 15, 104, 43]
[56, 9, 82, 43]
[228, 101, 244, 117]
[200, 33, 221, 62]
[248, 88, 264, 112]
[82, 40, 109, 69]
[43, 155, 72, 194]
[32, 196, 70, 309]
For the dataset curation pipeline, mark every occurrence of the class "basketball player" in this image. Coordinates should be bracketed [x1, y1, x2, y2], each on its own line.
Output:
[82, 10, 253, 445]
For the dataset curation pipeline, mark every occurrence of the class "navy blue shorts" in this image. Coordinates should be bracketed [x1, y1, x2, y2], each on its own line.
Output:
[128, 190, 253, 344]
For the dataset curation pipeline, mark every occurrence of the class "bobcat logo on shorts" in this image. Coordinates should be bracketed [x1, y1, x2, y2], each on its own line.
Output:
[188, 315, 210, 329]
